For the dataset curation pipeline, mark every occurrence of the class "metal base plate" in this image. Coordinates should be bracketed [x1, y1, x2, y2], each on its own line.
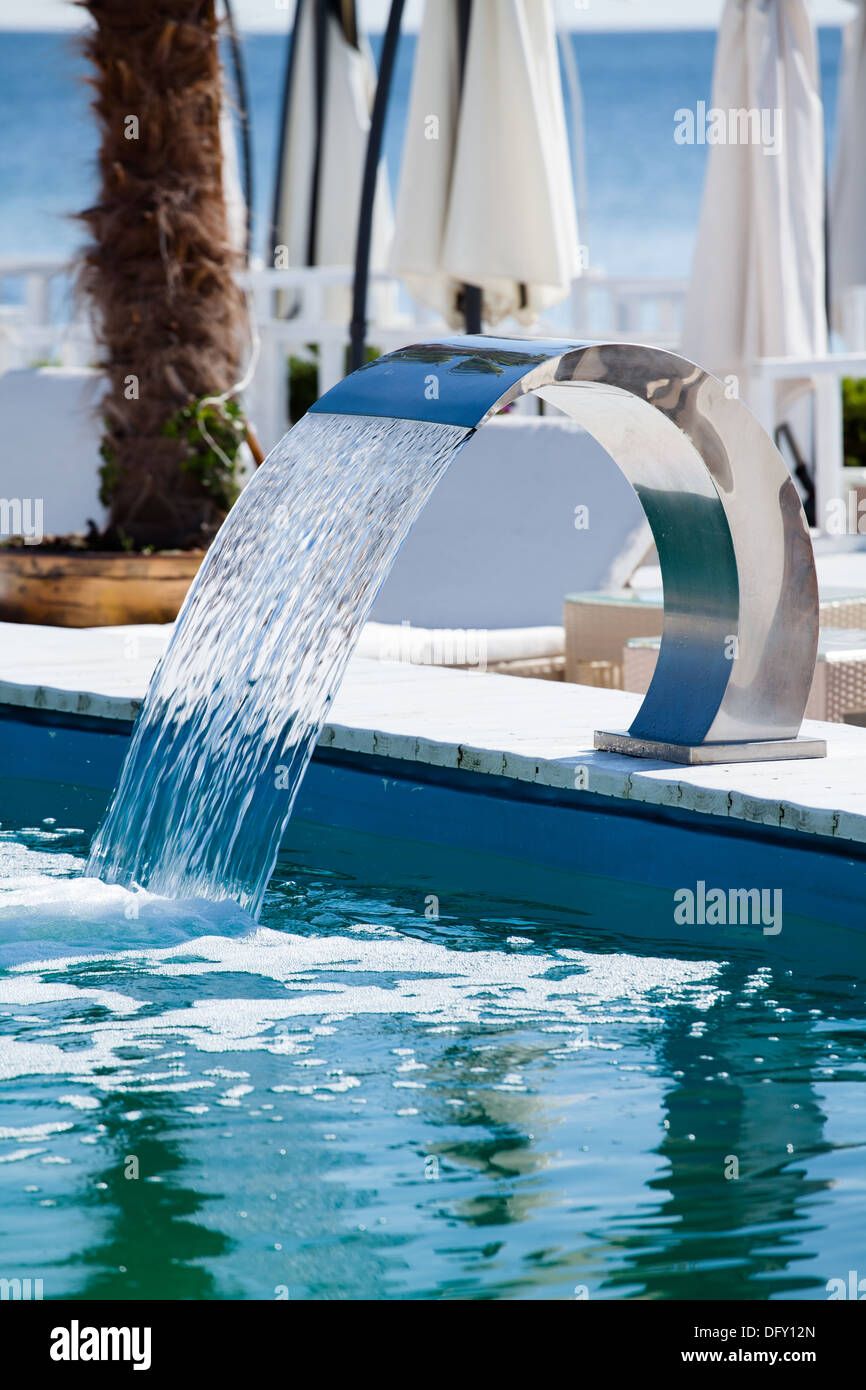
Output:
[593, 730, 827, 766]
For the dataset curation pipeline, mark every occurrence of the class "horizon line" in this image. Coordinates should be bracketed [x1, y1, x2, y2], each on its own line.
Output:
[0, 20, 849, 33]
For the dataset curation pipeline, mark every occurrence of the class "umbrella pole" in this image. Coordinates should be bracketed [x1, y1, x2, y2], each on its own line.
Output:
[456, 0, 482, 334]
[307, 0, 330, 266]
[350, 0, 405, 373]
[269, 0, 306, 270]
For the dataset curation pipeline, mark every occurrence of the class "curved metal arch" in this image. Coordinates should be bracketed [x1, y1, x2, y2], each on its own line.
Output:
[311, 335, 822, 761]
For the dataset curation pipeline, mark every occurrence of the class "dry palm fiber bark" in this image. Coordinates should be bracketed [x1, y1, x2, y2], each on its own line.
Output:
[78, 0, 247, 550]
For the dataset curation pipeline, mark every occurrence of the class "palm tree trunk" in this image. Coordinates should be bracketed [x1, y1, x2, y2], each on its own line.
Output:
[79, 0, 247, 551]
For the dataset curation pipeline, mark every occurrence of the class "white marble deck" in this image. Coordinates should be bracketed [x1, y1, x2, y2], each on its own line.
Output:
[2, 621, 866, 849]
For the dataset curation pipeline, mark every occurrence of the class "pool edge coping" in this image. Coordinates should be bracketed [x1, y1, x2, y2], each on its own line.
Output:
[2, 669, 865, 856]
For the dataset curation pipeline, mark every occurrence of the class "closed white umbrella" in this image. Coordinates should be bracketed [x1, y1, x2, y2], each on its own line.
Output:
[681, 0, 826, 407]
[829, 0, 866, 340]
[220, 94, 247, 260]
[389, 0, 581, 328]
[271, 0, 393, 318]
[221, 0, 253, 264]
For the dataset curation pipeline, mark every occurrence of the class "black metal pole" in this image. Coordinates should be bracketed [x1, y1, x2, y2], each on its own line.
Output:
[269, 0, 307, 270]
[307, 0, 330, 267]
[222, 0, 254, 266]
[456, 0, 482, 334]
[350, 0, 405, 372]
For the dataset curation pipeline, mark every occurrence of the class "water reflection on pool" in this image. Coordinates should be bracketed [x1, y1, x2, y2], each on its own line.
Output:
[0, 826, 863, 1301]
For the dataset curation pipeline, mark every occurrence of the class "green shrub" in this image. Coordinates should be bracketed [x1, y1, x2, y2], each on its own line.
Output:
[287, 344, 381, 424]
[842, 378, 866, 468]
[161, 396, 247, 511]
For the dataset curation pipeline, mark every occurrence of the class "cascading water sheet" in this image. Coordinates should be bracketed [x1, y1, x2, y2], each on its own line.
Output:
[86, 411, 470, 916]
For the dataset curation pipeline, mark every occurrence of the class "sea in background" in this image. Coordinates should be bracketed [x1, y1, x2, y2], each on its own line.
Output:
[0, 26, 845, 290]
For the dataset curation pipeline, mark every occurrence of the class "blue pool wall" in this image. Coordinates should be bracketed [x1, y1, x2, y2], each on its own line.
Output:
[1, 708, 864, 960]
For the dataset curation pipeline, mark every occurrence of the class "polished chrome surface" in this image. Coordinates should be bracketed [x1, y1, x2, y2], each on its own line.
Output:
[314, 336, 821, 756]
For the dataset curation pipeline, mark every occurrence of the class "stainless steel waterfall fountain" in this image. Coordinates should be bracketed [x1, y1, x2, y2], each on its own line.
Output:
[312, 335, 825, 765]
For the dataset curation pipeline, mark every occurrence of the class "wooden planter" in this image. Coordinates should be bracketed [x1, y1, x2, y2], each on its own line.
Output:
[0, 550, 204, 627]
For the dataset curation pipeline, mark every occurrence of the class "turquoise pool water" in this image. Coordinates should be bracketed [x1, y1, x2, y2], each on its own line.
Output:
[1, 817, 864, 1302]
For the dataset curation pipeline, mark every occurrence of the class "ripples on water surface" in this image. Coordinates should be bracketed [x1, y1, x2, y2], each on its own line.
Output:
[1, 825, 864, 1301]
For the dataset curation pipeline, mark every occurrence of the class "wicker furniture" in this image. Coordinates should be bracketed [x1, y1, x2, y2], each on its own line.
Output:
[624, 628, 866, 723]
[565, 588, 866, 694]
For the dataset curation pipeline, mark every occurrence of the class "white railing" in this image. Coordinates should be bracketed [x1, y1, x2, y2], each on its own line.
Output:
[749, 355, 866, 534]
[0, 256, 688, 425]
[240, 264, 696, 448]
[0, 256, 95, 373]
[569, 272, 687, 343]
[5, 255, 865, 537]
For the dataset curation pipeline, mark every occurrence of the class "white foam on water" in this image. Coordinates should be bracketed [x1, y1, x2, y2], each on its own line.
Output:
[0, 1121, 74, 1140]
[0, 921, 723, 1081]
[57, 1095, 101, 1111]
[0, 838, 256, 967]
[0, 838, 725, 1176]
[0, 974, 141, 1014]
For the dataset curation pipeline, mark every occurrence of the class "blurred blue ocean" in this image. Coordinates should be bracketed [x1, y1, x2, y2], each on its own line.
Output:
[0, 27, 844, 278]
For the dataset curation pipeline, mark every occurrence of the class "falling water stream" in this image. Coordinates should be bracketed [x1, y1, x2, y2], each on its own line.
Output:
[15, 397, 866, 1305]
[86, 412, 470, 915]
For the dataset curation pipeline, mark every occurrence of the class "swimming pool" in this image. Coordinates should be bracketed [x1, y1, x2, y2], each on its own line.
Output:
[1, 791, 864, 1302]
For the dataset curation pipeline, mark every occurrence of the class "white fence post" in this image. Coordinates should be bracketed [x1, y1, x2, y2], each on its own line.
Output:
[318, 338, 345, 396]
[248, 278, 282, 452]
[814, 373, 844, 536]
[747, 367, 775, 438]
